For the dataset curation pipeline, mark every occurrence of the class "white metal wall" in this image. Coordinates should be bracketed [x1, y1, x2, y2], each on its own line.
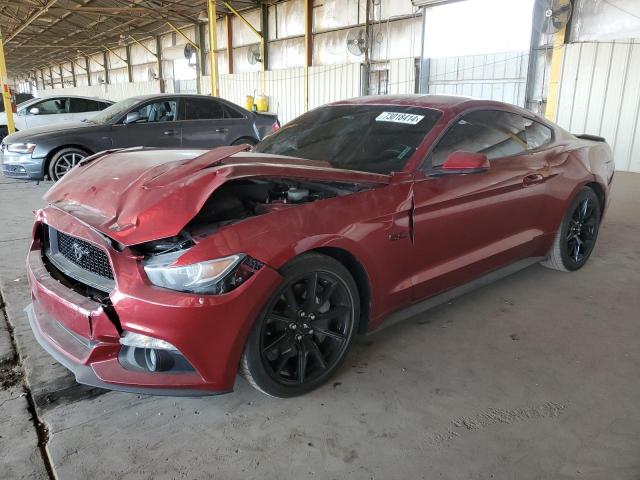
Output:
[216, 62, 362, 124]
[555, 40, 640, 172]
[428, 51, 529, 106]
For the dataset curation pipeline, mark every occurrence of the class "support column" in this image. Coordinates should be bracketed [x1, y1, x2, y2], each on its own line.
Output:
[70, 61, 77, 87]
[155, 36, 165, 93]
[304, 0, 313, 111]
[226, 14, 233, 74]
[194, 23, 202, 94]
[0, 27, 16, 135]
[59, 65, 64, 88]
[207, 0, 218, 96]
[125, 45, 134, 83]
[102, 51, 109, 84]
[544, 27, 566, 121]
[86, 57, 92, 86]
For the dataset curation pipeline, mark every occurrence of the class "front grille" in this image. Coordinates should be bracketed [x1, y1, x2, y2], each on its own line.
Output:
[44, 226, 116, 293]
[55, 230, 114, 280]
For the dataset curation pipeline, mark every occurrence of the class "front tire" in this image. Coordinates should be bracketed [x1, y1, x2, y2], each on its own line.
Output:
[48, 147, 89, 181]
[241, 253, 359, 397]
[541, 187, 601, 271]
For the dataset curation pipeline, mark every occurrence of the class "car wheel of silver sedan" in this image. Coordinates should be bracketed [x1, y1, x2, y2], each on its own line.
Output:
[48, 147, 89, 181]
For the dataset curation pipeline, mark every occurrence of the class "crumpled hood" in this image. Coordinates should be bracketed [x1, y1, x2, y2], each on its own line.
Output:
[44, 146, 390, 246]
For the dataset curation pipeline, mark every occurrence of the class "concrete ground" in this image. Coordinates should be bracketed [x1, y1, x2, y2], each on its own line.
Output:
[0, 173, 639, 480]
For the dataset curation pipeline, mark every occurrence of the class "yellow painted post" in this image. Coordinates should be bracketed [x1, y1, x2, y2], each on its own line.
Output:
[545, 27, 566, 121]
[207, 0, 218, 96]
[0, 27, 16, 135]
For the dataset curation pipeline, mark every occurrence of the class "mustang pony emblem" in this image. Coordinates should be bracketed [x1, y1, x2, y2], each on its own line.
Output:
[71, 242, 90, 262]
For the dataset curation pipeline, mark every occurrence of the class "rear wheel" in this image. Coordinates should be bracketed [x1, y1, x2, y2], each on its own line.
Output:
[241, 253, 359, 397]
[541, 187, 601, 271]
[48, 147, 89, 181]
[232, 137, 257, 146]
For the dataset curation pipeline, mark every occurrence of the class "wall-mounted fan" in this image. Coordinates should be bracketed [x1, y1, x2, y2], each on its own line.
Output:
[147, 67, 158, 81]
[184, 43, 197, 64]
[534, 0, 572, 35]
[247, 44, 261, 65]
[346, 29, 367, 56]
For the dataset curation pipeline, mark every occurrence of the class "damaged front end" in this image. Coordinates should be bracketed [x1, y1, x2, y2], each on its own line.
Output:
[26, 147, 389, 394]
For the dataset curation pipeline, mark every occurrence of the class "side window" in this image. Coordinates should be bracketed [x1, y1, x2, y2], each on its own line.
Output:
[29, 98, 68, 115]
[99, 102, 112, 110]
[431, 110, 527, 167]
[69, 98, 102, 113]
[222, 104, 244, 119]
[524, 118, 553, 149]
[129, 100, 177, 123]
[183, 98, 224, 120]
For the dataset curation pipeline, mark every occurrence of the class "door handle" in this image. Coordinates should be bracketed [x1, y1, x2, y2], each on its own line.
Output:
[163, 129, 178, 136]
[215, 128, 229, 133]
[523, 173, 544, 186]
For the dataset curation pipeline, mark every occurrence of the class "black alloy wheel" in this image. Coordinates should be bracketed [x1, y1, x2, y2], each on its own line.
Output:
[542, 187, 601, 271]
[241, 253, 359, 397]
[565, 196, 599, 263]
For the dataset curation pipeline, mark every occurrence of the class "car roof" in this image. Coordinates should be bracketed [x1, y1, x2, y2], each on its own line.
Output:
[28, 94, 113, 104]
[331, 94, 533, 117]
[125, 93, 229, 102]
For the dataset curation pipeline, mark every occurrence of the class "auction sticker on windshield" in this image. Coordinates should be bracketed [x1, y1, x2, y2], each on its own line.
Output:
[376, 112, 425, 124]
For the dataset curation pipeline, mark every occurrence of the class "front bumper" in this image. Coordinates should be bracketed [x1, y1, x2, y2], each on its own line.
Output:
[27, 209, 282, 395]
[1, 151, 46, 180]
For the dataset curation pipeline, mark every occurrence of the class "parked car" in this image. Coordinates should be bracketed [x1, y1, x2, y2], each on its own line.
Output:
[0, 92, 34, 114]
[25, 95, 614, 397]
[0, 95, 113, 140]
[0, 94, 280, 181]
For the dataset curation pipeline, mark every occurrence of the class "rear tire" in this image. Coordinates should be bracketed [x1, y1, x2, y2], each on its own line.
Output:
[541, 187, 601, 272]
[48, 147, 89, 181]
[232, 137, 257, 146]
[241, 253, 359, 397]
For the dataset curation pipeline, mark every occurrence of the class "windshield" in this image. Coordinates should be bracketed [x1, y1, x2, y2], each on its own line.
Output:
[87, 97, 145, 124]
[255, 105, 441, 174]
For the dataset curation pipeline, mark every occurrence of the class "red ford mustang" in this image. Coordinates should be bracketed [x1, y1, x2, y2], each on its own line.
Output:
[26, 95, 615, 397]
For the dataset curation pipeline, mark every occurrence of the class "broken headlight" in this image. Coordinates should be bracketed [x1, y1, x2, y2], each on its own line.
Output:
[143, 251, 263, 294]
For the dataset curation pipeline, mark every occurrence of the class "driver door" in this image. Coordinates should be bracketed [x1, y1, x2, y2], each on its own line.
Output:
[110, 98, 182, 148]
[409, 109, 549, 302]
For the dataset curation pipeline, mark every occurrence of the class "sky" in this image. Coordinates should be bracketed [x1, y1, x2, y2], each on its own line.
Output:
[424, 0, 536, 58]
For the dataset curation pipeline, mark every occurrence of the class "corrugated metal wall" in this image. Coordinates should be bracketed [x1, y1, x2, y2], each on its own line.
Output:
[215, 63, 362, 124]
[428, 51, 529, 106]
[555, 40, 640, 172]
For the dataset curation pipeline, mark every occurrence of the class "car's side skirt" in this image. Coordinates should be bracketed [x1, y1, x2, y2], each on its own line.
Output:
[371, 257, 543, 333]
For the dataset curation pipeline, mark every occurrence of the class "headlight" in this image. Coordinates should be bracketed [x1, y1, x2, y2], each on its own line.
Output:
[6, 143, 36, 154]
[143, 251, 245, 294]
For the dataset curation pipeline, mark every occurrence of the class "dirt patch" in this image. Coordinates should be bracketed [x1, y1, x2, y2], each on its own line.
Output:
[1, 364, 24, 389]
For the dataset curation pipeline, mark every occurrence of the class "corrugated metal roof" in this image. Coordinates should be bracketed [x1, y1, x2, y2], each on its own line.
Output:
[0, 0, 261, 75]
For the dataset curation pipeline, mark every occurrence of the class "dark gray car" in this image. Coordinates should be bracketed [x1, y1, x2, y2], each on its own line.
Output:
[0, 94, 279, 181]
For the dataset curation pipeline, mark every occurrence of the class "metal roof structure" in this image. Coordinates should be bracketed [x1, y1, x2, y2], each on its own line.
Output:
[0, 0, 260, 75]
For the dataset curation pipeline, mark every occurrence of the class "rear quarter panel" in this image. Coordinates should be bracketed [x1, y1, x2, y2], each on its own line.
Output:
[540, 132, 614, 238]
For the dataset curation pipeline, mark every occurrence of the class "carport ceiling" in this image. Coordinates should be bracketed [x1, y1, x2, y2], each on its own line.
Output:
[0, 0, 261, 75]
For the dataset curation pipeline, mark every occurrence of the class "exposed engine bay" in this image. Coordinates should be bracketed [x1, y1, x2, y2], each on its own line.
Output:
[135, 178, 362, 255]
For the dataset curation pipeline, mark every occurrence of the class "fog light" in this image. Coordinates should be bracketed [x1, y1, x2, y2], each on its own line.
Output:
[144, 348, 174, 372]
[119, 331, 177, 351]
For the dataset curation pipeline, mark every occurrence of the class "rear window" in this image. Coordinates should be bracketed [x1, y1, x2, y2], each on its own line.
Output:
[255, 105, 441, 174]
